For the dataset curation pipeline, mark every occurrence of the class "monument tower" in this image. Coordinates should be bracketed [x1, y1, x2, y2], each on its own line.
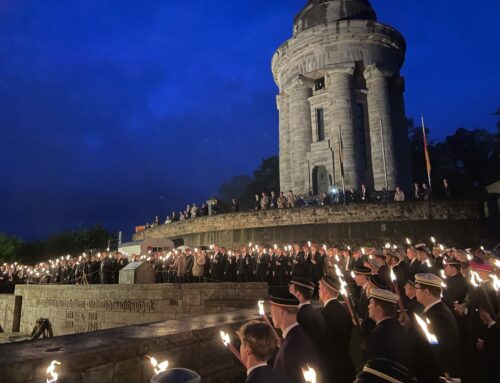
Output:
[272, 0, 412, 195]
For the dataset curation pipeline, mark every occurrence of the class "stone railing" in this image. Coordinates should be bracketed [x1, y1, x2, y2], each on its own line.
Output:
[133, 201, 483, 247]
[14, 283, 268, 336]
[0, 310, 257, 383]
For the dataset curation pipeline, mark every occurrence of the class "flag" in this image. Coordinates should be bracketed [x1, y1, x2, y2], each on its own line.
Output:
[338, 125, 344, 179]
[421, 117, 432, 183]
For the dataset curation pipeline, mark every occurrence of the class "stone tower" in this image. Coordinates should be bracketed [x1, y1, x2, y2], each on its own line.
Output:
[272, 0, 412, 195]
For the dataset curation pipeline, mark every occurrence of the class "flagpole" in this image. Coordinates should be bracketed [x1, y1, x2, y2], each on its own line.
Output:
[338, 124, 346, 203]
[421, 116, 432, 190]
[380, 118, 388, 190]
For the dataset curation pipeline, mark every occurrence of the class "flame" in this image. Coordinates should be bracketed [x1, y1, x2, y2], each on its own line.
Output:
[334, 265, 348, 297]
[347, 246, 351, 251]
[439, 244, 445, 251]
[274, 244, 278, 250]
[491, 275, 500, 292]
[147, 356, 169, 375]
[425, 259, 431, 268]
[390, 268, 397, 282]
[220, 331, 231, 346]
[322, 244, 327, 251]
[470, 272, 481, 288]
[46, 360, 61, 383]
[350, 271, 356, 279]
[385, 243, 391, 249]
[430, 237, 436, 244]
[307, 241, 312, 247]
[258, 300, 265, 317]
[406, 238, 412, 245]
[440, 270, 447, 280]
[361, 247, 366, 255]
[414, 314, 438, 345]
[302, 366, 317, 383]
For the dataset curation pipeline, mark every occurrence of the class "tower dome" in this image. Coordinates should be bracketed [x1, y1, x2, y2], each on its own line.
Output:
[294, 0, 377, 34]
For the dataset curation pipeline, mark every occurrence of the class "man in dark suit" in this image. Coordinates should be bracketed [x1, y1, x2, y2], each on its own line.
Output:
[365, 288, 414, 372]
[406, 246, 421, 278]
[414, 273, 461, 381]
[291, 244, 308, 278]
[237, 321, 290, 383]
[442, 259, 467, 310]
[319, 275, 356, 383]
[270, 292, 323, 383]
[288, 277, 325, 351]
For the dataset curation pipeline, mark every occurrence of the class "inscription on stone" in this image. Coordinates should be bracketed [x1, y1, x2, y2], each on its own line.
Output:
[33, 298, 157, 312]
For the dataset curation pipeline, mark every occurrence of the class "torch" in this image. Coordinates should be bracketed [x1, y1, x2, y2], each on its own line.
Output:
[220, 331, 244, 366]
[147, 356, 169, 375]
[46, 360, 61, 383]
[390, 268, 406, 315]
[302, 366, 317, 383]
[258, 300, 281, 341]
[414, 313, 451, 380]
[335, 264, 360, 327]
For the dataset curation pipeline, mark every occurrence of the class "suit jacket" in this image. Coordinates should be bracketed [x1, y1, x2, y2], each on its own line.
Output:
[365, 317, 414, 371]
[297, 303, 326, 351]
[425, 301, 461, 377]
[321, 299, 356, 383]
[274, 325, 323, 383]
[246, 365, 290, 383]
[409, 258, 421, 278]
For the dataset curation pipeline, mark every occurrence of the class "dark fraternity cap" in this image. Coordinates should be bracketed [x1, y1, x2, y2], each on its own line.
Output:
[415, 244, 431, 255]
[289, 276, 315, 291]
[354, 264, 371, 275]
[270, 291, 300, 308]
[369, 274, 390, 290]
[321, 275, 340, 291]
[357, 359, 416, 383]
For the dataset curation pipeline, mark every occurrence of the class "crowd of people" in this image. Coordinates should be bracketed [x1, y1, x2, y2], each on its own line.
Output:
[142, 178, 452, 230]
[2, 239, 498, 383]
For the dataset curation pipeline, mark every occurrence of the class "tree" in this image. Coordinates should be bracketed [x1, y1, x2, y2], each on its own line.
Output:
[0, 233, 22, 263]
[217, 156, 279, 208]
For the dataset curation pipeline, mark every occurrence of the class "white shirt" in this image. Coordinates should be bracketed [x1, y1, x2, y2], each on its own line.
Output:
[424, 299, 442, 313]
[282, 322, 299, 339]
[323, 297, 338, 307]
[247, 363, 267, 376]
[298, 301, 311, 309]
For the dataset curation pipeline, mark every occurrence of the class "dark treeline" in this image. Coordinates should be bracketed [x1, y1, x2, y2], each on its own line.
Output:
[0, 225, 114, 265]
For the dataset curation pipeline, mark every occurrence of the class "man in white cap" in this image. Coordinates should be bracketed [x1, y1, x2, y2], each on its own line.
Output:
[414, 273, 460, 381]
[365, 288, 414, 371]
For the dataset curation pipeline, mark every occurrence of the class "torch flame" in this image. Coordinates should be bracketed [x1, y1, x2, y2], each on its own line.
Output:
[430, 237, 436, 244]
[491, 275, 500, 292]
[307, 241, 312, 247]
[322, 244, 327, 251]
[220, 331, 231, 346]
[350, 271, 356, 279]
[334, 265, 348, 297]
[385, 243, 391, 249]
[147, 356, 169, 375]
[470, 271, 483, 288]
[494, 260, 500, 269]
[361, 247, 366, 255]
[258, 300, 265, 317]
[414, 314, 438, 345]
[390, 268, 397, 282]
[439, 244, 445, 251]
[440, 270, 447, 280]
[46, 360, 61, 383]
[406, 238, 412, 245]
[302, 366, 317, 383]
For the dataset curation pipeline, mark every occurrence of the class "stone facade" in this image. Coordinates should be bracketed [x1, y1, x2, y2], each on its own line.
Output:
[0, 310, 258, 383]
[14, 283, 268, 336]
[273, 0, 412, 194]
[133, 201, 492, 248]
[0, 294, 22, 332]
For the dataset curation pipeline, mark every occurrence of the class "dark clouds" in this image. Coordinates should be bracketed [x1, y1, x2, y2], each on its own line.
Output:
[0, 0, 498, 240]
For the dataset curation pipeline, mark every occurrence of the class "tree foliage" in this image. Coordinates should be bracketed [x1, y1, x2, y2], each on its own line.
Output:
[13, 225, 113, 265]
[0, 233, 23, 263]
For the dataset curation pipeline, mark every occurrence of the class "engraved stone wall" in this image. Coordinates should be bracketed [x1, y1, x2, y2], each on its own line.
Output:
[0, 294, 22, 332]
[14, 283, 268, 336]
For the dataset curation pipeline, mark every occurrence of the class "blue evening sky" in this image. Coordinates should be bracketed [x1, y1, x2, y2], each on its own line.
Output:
[0, 0, 498, 240]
